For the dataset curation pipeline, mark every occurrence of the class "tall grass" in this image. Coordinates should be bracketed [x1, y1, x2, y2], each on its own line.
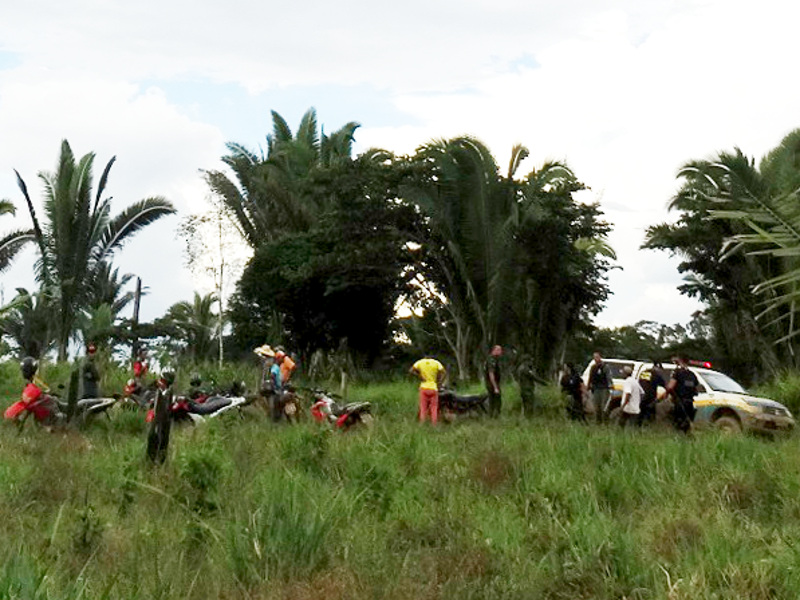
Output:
[2, 372, 800, 598]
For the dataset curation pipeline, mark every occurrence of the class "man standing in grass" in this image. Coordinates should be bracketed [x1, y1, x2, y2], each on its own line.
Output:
[410, 357, 446, 425]
[484, 345, 503, 417]
[619, 366, 643, 428]
[587, 352, 612, 424]
[667, 355, 699, 434]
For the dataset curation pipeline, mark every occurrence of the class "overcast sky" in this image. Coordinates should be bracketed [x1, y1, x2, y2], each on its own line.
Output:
[1, 0, 798, 329]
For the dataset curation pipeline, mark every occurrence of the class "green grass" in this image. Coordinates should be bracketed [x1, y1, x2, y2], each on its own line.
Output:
[2, 377, 800, 598]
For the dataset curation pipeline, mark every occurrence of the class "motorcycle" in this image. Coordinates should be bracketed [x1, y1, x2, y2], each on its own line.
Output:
[145, 381, 252, 424]
[122, 378, 157, 409]
[308, 389, 373, 430]
[5, 387, 117, 430]
[437, 389, 488, 420]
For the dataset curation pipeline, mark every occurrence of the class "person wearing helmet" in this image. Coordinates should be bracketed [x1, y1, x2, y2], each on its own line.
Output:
[158, 371, 176, 390]
[188, 374, 207, 400]
[4, 357, 54, 424]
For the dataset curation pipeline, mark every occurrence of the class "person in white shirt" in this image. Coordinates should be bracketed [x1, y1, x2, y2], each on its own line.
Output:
[620, 366, 644, 429]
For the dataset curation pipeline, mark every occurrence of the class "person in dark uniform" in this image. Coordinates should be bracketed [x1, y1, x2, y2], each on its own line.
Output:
[81, 343, 100, 399]
[484, 345, 503, 418]
[666, 355, 699, 434]
[637, 362, 666, 426]
[587, 352, 611, 424]
[560, 363, 586, 422]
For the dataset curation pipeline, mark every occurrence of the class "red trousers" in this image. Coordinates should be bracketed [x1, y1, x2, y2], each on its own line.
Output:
[419, 388, 439, 424]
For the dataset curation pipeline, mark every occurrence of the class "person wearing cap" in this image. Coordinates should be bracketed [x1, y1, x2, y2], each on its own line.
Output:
[255, 344, 283, 422]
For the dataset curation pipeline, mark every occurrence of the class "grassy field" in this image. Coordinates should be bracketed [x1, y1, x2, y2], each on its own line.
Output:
[2, 375, 800, 599]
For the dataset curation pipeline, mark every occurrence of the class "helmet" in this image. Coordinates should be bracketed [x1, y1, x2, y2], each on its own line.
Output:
[161, 371, 176, 386]
[275, 350, 286, 361]
[20, 357, 38, 380]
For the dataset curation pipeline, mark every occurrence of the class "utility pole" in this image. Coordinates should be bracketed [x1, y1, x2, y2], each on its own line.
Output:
[132, 277, 142, 360]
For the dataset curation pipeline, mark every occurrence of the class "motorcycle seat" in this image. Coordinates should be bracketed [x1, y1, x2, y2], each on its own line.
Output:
[189, 396, 231, 415]
[77, 398, 117, 413]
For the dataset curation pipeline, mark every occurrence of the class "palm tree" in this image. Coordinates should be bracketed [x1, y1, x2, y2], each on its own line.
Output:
[402, 136, 602, 378]
[0, 288, 55, 359]
[642, 138, 800, 377]
[15, 140, 176, 360]
[0, 199, 34, 273]
[697, 130, 800, 353]
[204, 108, 361, 248]
[158, 292, 220, 363]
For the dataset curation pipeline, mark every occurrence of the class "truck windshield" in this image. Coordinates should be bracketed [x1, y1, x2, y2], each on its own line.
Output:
[700, 371, 746, 394]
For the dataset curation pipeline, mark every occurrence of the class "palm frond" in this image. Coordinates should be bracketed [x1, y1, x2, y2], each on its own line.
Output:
[0, 229, 34, 272]
[93, 197, 176, 263]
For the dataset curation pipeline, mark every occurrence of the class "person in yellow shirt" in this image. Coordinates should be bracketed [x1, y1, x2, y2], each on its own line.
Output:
[410, 357, 446, 424]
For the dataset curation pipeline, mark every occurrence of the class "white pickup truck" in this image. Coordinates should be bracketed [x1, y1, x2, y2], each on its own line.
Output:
[582, 359, 794, 434]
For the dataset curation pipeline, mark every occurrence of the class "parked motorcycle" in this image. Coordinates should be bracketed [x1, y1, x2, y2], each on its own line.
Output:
[122, 378, 157, 409]
[308, 389, 373, 430]
[438, 389, 488, 420]
[5, 391, 117, 429]
[145, 381, 251, 424]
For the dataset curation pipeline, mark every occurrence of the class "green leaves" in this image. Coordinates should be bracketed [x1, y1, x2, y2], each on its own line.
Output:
[14, 140, 175, 359]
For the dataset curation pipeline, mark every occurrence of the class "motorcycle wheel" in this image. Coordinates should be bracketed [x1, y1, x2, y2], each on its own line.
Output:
[147, 389, 172, 464]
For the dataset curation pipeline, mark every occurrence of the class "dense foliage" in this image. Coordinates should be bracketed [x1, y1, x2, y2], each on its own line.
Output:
[212, 115, 613, 377]
[644, 129, 800, 383]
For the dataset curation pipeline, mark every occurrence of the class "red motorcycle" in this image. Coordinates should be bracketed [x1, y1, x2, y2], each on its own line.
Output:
[309, 389, 373, 430]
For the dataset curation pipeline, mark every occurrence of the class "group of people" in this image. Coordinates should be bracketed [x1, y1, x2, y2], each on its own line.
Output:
[254, 344, 297, 421]
[560, 352, 700, 433]
[409, 345, 504, 425]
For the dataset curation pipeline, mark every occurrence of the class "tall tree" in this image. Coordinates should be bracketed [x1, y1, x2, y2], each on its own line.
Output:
[642, 134, 800, 380]
[157, 292, 221, 363]
[401, 136, 612, 378]
[230, 154, 420, 363]
[203, 107, 360, 247]
[15, 140, 176, 360]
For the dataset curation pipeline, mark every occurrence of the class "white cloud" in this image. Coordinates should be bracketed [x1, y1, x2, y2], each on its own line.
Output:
[0, 0, 798, 332]
[0, 72, 227, 321]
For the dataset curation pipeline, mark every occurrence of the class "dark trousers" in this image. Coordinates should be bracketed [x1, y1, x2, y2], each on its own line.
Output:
[269, 392, 284, 422]
[567, 394, 586, 422]
[638, 399, 656, 426]
[672, 400, 696, 433]
[488, 390, 501, 417]
[619, 412, 638, 429]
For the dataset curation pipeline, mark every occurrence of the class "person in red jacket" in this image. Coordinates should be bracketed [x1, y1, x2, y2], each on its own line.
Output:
[4, 357, 56, 424]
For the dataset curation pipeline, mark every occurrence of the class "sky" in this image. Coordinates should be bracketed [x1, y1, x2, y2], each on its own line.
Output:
[1, 0, 798, 329]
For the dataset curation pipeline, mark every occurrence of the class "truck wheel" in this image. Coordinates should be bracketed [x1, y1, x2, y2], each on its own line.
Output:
[714, 415, 742, 434]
